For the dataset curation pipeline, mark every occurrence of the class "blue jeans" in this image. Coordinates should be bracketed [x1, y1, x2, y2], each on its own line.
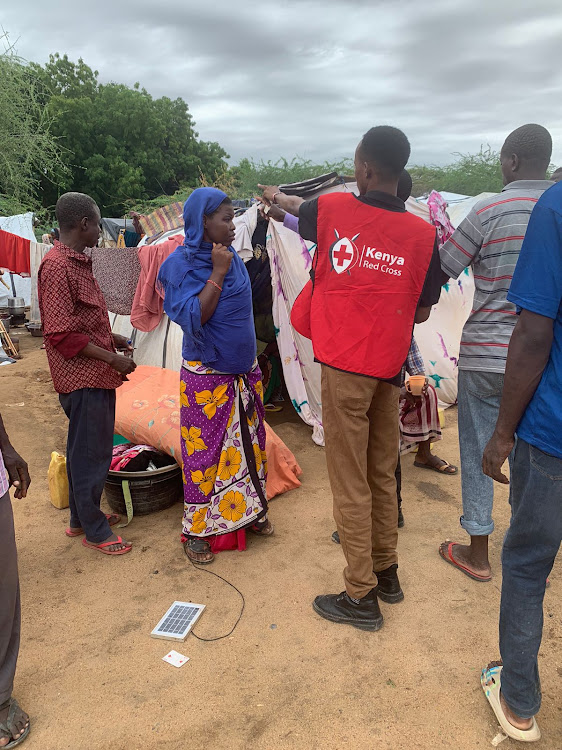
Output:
[457, 370, 514, 536]
[500, 439, 562, 718]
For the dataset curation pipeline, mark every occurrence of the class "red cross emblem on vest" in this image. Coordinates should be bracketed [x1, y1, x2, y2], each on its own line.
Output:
[329, 231, 360, 275]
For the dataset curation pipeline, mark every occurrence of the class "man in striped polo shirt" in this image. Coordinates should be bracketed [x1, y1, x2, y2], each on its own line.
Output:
[438, 124, 553, 582]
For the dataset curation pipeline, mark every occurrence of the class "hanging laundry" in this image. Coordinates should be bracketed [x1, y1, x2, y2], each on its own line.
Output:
[29, 242, 52, 323]
[0, 229, 31, 276]
[91, 245, 142, 315]
[130, 237, 181, 332]
[130, 202, 183, 240]
[427, 191, 455, 247]
[232, 203, 258, 262]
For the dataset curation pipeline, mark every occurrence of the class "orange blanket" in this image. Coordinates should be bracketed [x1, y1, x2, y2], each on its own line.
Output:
[114, 366, 302, 500]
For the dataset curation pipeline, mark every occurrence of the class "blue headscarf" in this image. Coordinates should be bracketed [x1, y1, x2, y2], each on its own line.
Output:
[183, 187, 228, 251]
[157, 188, 256, 373]
[158, 188, 229, 285]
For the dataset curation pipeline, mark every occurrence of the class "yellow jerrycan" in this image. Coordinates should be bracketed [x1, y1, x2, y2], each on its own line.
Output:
[48, 451, 69, 509]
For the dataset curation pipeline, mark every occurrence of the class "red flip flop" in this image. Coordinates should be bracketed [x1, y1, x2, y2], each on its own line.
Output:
[66, 513, 121, 537]
[82, 536, 132, 555]
[439, 542, 492, 582]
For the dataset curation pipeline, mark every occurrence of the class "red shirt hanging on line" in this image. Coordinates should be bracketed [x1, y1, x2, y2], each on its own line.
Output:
[0, 228, 31, 275]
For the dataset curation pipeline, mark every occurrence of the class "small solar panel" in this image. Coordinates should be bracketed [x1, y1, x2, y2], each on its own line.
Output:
[150, 601, 206, 641]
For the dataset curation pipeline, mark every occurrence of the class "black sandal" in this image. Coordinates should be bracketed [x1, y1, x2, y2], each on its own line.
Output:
[183, 537, 214, 565]
[0, 698, 30, 748]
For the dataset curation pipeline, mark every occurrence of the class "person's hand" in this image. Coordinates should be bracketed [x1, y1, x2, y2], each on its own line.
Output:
[112, 334, 133, 353]
[266, 203, 286, 223]
[482, 431, 514, 484]
[256, 200, 286, 223]
[211, 243, 233, 276]
[258, 185, 281, 206]
[2, 446, 31, 499]
[401, 387, 418, 407]
[110, 353, 137, 376]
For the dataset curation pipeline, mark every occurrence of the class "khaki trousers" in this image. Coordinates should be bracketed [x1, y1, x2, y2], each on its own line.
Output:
[321, 366, 400, 600]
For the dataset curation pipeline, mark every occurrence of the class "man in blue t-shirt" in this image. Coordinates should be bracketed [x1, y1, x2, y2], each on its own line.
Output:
[480, 181, 562, 742]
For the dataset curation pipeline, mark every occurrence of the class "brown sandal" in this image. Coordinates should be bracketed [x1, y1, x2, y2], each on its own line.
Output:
[250, 518, 274, 536]
[414, 457, 458, 475]
[183, 537, 214, 565]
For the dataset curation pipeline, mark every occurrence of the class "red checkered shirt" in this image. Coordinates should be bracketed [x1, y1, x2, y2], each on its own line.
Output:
[38, 241, 123, 394]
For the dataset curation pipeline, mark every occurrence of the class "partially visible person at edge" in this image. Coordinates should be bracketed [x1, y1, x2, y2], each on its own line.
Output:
[550, 166, 562, 183]
[41, 227, 59, 245]
[479, 179, 562, 743]
[400, 336, 457, 475]
[260, 126, 442, 632]
[388, 171, 456, 482]
[157, 188, 273, 566]
[438, 124, 553, 583]
[264, 169, 455, 537]
[38, 192, 136, 556]
[0, 412, 31, 748]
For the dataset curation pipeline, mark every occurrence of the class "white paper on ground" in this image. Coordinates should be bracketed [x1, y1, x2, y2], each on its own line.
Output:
[162, 650, 189, 668]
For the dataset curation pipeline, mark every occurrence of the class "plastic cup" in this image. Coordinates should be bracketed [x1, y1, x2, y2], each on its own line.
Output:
[406, 375, 426, 396]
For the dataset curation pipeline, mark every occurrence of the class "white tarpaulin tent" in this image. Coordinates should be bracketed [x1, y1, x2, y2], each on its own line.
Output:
[110, 188, 495, 445]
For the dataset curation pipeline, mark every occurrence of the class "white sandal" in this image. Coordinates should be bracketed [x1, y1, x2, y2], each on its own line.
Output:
[481, 663, 541, 742]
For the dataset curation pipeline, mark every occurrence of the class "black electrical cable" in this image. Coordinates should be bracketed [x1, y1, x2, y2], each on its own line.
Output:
[187, 556, 245, 642]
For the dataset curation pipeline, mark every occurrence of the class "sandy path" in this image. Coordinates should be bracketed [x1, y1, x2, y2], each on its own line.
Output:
[1, 335, 560, 750]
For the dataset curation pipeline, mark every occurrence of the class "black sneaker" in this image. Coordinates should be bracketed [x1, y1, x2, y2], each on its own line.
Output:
[313, 588, 383, 631]
[331, 530, 340, 544]
[374, 563, 404, 604]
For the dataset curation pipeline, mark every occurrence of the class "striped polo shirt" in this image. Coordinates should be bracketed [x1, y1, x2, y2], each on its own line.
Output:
[439, 180, 553, 373]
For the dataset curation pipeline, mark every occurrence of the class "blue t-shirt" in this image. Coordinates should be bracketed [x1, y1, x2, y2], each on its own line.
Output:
[507, 181, 562, 459]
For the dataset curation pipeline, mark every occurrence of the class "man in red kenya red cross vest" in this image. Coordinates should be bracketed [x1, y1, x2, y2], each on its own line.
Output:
[260, 126, 442, 632]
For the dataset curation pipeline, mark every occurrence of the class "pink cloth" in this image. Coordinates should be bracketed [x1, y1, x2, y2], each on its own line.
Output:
[427, 191, 455, 247]
[130, 236, 182, 332]
[110, 443, 156, 471]
[209, 530, 247, 553]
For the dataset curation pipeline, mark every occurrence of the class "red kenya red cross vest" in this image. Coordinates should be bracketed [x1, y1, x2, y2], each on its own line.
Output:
[291, 192, 436, 379]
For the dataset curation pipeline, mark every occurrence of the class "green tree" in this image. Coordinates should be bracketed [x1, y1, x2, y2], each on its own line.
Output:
[32, 53, 229, 214]
[0, 36, 68, 214]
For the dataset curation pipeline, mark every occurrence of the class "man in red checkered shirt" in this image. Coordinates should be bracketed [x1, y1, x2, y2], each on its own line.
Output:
[39, 192, 137, 556]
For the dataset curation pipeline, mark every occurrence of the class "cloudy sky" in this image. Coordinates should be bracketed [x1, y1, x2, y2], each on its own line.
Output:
[3, 0, 562, 166]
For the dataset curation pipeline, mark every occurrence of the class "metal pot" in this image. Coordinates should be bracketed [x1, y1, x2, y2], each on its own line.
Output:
[7, 297, 25, 316]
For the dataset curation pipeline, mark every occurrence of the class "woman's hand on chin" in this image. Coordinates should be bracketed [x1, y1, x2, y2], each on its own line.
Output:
[212, 243, 233, 276]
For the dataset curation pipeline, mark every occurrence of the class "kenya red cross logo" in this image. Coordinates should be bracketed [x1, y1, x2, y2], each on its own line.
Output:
[329, 230, 360, 274]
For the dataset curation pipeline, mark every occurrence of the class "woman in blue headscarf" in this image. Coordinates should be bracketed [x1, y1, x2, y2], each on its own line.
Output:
[158, 188, 273, 564]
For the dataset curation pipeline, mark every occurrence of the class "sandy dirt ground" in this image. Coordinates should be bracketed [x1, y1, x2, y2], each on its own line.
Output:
[1, 333, 560, 750]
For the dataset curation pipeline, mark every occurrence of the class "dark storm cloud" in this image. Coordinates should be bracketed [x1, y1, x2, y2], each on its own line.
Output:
[2, 0, 561, 167]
